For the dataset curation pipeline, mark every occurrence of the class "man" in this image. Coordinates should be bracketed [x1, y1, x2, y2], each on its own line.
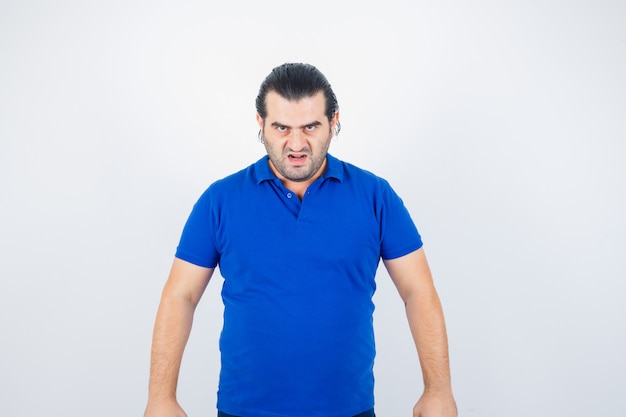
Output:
[144, 63, 457, 417]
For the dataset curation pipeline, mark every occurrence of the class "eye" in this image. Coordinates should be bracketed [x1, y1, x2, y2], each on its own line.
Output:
[276, 125, 288, 133]
[304, 125, 317, 132]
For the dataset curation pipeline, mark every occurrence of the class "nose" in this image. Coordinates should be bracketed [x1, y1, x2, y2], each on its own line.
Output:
[286, 129, 307, 151]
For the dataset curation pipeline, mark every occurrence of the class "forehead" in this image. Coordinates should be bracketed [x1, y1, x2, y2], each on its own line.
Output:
[264, 91, 327, 123]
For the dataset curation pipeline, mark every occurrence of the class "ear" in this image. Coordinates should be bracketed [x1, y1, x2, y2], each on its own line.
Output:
[256, 113, 264, 129]
[330, 111, 339, 132]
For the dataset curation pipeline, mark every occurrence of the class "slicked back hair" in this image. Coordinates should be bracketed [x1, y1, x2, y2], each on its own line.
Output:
[255, 63, 339, 124]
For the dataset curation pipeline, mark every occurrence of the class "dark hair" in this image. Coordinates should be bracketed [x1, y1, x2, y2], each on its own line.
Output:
[255, 63, 339, 123]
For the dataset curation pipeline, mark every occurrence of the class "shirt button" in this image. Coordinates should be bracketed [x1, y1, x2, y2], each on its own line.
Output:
[286, 193, 292, 199]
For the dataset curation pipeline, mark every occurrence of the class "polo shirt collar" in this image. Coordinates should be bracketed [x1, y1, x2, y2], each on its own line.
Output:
[254, 154, 344, 184]
[321, 154, 344, 182]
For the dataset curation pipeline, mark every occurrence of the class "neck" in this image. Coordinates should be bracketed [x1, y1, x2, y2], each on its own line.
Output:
[271, 158, 327, 200]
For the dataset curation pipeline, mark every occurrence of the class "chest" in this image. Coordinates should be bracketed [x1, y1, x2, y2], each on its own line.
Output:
[214, 180, 382, 280]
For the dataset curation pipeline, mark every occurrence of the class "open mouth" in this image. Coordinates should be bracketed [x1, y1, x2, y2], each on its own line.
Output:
[288, 154, 307, 162]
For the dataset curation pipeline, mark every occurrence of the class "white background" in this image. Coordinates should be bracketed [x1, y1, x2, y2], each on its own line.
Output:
[1, 1, 625, 416]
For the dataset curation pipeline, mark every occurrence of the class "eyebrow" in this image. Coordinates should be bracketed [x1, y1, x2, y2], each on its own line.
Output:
[270, 121, 323, 129]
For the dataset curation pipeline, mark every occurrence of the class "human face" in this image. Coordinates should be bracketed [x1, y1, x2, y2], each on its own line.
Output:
[257, 91, 338, 188]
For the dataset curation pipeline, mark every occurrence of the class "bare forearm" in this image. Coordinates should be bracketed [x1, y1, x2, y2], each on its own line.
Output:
[406, 288, 452, 392]
[384, 250, 456, 416]
[144, 260, 213, 417]
[147, 294, 196, 402]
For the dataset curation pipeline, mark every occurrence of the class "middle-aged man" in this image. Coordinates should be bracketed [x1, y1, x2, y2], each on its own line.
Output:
[144, 63, 457, 417]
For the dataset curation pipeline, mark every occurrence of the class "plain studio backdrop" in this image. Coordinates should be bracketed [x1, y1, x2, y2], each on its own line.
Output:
[1, 1, 624, 416]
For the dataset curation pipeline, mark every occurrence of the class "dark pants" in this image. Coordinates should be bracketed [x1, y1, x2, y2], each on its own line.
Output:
[218, 408, 375, 417]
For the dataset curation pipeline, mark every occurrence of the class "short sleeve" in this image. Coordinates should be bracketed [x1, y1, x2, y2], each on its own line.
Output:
[175, 188, 220, 268]
[378, 181, 423, 260]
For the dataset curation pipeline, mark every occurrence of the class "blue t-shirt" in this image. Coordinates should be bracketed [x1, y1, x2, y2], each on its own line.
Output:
[176, 154, 422, 417]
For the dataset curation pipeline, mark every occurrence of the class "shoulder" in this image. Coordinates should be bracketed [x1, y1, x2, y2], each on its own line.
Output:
[199, 157, 266, 199]
[330, 155, 394, 192]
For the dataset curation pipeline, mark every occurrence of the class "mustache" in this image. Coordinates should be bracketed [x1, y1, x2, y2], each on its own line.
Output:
[285, 147, 312, 154]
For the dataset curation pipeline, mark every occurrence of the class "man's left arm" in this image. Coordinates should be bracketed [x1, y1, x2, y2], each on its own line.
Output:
[383, 247, 457, 417]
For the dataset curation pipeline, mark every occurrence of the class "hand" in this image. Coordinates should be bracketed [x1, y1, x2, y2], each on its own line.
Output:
[413, 390, 457, 417]
[144, 398, 187, 417]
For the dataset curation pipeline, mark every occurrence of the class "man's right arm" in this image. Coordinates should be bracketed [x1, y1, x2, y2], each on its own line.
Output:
[144, 258, 214, 417]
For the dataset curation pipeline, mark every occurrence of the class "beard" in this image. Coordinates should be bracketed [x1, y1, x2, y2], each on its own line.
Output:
[264, 134, 332, 183]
